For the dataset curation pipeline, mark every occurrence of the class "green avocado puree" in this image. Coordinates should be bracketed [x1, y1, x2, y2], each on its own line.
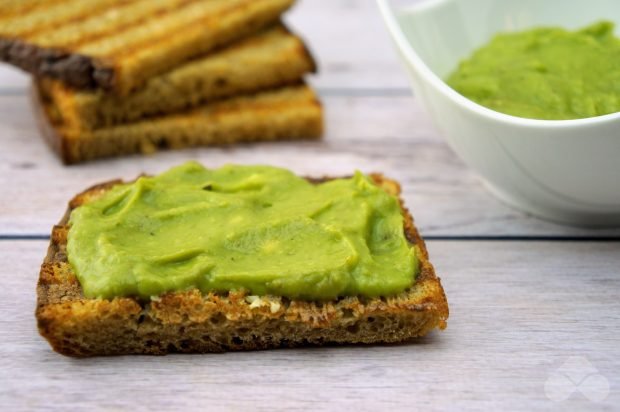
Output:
[67, 162, 418, 301]
[446, 21, 620, 120]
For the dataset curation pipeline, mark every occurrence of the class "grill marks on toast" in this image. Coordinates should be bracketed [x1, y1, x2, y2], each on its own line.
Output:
[0, 0, 68, 18]
[0, 0, 295, 93]
[0, 0, 133, 38]
[31, 0, 201, 50]
[36, 175, 448, 356]
[1, 0, 198, 44]
[105, 0, 296, 94]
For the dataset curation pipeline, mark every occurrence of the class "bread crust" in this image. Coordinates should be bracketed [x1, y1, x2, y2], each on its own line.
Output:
[0, 39, 111, 89]
[35, 174, 448, 356]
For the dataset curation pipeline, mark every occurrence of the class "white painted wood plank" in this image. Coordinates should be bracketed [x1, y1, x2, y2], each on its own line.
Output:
[0, 0, 413, 91]
[1, 240, 618, 411]
[1, 93, 619, 238]
[0, 65, 29, 90]
[285, 0, 411, 89]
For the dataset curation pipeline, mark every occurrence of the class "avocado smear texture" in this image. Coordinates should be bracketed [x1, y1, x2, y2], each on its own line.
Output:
[447, 21, 620, 120]
[67, 162, 418, 301]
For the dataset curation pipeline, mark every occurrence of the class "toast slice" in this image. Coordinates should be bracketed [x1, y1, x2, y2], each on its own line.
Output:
[0, 0, 295, 94]
[36, 173, 448, 356]
[33, 82, 324, 164]
[40, 25, 317, 130]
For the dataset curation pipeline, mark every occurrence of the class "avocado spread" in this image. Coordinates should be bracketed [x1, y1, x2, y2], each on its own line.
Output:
[67, 162, 418, 301]
[446, 21, 620, 120]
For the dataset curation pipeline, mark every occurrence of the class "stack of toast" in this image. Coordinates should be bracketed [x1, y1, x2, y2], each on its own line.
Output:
[0, 0, 323, 164]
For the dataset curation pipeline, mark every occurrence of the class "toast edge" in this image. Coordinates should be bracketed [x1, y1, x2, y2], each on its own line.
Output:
[31, 82, 324, 165]
[280, 23, 318, 74]
[30, 82, 74, 164]
[0, 38, 114, 89]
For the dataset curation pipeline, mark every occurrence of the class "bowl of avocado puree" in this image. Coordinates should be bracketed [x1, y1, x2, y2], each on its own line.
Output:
[378, 0, 620, 226]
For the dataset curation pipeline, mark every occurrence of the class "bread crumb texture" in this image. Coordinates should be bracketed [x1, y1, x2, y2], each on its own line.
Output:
[36, 175, 448, 356]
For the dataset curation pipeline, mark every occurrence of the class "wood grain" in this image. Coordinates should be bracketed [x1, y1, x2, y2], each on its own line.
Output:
[0, 93, 619, 238]
[1, 240, 618, 411]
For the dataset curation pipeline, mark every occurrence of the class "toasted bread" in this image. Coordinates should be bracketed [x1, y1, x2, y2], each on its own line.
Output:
[36, 173, 449, 356]
[33, 82, 324, 164]
[40, 25, 317, 130]
[0, 0, 295, 94]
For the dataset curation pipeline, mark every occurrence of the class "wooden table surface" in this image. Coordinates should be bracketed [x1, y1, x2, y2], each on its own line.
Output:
[1, 1, 619, 411]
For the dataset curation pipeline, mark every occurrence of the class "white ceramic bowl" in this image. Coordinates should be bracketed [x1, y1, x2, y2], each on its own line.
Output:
[378, 0, 620, 226]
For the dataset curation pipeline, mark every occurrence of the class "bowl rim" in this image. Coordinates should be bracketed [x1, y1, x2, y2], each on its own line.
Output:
[377, 0, 620, 128]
